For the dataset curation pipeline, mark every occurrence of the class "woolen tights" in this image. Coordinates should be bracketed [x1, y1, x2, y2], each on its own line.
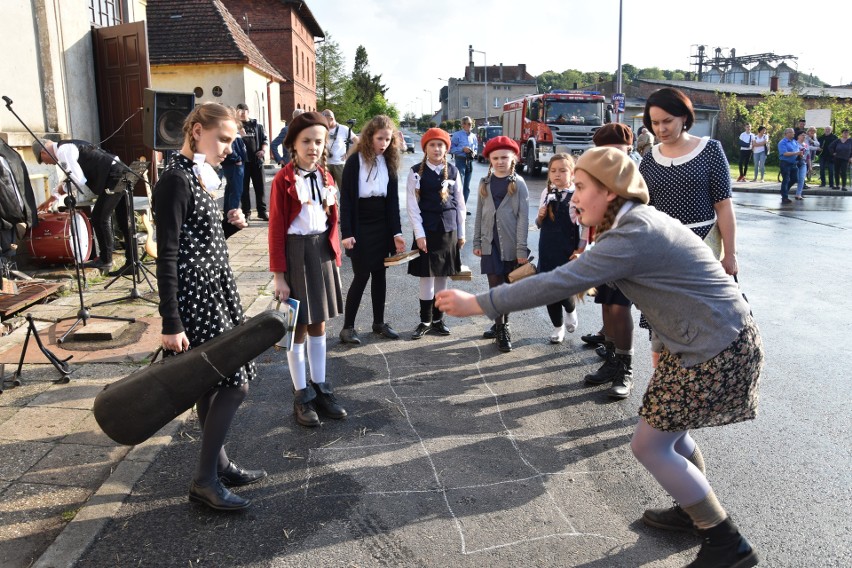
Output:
[194, 383, 248, 485]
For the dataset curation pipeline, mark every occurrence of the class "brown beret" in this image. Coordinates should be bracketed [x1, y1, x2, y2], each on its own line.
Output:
[575, 146, 649, 204]
[283, 111, 329, 147]
[420, 127, 450, 151]
[592, 123, 634, 147]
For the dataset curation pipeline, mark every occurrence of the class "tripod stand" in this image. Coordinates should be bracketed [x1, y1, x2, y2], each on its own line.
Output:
[94, 163, 157, 306]
[1, 96, 137, 348]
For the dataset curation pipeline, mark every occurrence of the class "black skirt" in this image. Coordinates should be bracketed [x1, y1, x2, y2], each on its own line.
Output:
[407, 230, 460, 277]
[285, 231, 343, 325]
[347, 196, 391, 273]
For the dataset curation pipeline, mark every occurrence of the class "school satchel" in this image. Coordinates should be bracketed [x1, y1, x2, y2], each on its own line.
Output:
[508, 257, 537, 283]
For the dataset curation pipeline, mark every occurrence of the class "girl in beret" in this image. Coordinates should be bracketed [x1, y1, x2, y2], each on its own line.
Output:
[338, 115, 406, 345]
[472, 136, 530, 353]
[406, 127, 466, 340]
[268, 111, 348, 428]
[437, 146, 763, 568]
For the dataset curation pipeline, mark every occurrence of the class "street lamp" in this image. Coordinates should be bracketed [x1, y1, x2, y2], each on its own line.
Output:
[615, 0, 623, 124]
[469, 45, 487, 126]
[423, 89, 433, 117]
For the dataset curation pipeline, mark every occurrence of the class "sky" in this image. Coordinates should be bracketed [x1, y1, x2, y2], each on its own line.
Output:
[308, 0, 850, 116]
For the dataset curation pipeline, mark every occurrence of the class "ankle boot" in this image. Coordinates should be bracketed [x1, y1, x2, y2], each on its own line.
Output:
[606, 354, 634, 399]
[293, 387, 320, 427]
[686, 517, 758, 568]
[312, 381, 347, 419]
[430, 302, 450, 335]
[496, 323, 512, 352]
[584, 342, 616, 385]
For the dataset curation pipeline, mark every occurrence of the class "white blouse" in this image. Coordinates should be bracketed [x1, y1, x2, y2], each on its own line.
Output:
[358, 154, 390, 198]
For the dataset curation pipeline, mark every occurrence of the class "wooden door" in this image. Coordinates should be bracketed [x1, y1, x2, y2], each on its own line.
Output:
[92, 21, 153, 192]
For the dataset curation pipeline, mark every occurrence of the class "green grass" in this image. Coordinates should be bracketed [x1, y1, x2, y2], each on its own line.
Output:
[728, 164, 780, 182]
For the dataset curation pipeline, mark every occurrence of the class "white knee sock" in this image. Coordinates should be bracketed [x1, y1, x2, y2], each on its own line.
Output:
[419, 277, 435, 301]
[287, 342, 307, 390]
[433, 276, 448, 294]
[307, 334, 327, 384]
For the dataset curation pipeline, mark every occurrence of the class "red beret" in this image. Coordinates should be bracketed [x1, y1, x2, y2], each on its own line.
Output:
[283, 111, 329, 147]
[483, 135, 519, 158]
[420, 128, 450, 151]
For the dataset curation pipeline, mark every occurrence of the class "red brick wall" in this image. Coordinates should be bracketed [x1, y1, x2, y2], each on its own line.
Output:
[220, 0, 318, 120]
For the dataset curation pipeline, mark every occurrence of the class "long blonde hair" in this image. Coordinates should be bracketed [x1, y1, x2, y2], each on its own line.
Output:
[183, 102, 238, 153]
[355, 115, 400, 173]
[478, 156, 518, 198]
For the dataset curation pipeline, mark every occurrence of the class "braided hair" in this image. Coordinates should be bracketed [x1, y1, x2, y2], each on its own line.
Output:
[286, 129, 333, 216]
[544, 153, 575, 221]
[415, 153, 449, 202]
[478, 152, 518, 197]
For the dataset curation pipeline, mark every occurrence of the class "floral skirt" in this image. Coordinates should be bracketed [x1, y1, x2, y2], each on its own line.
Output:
[639, 316, 763, 431]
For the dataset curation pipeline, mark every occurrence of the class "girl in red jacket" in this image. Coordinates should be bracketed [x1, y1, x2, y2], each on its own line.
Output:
[268, 112, 347, 428]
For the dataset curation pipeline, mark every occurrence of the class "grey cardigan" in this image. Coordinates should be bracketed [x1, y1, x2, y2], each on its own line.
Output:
[472, 175, 530, 261]
[477, 204, 751, 368]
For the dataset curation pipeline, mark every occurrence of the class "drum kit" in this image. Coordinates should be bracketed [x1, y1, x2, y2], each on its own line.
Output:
[2, 94, 154, 386]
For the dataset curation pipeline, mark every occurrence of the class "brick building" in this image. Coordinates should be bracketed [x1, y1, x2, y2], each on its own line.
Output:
[220, 0, 324, 120]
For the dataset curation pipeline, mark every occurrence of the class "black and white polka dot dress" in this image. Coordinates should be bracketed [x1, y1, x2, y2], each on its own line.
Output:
[639, 137, 732, 239]
[155, 155, 256, 388]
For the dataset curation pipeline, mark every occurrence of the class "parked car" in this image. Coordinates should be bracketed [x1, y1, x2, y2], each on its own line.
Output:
[403, 134, 415, 153]
[476, 125, 503, 162]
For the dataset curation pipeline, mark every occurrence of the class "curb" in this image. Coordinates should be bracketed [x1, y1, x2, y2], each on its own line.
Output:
[31, 293, 273, 568]
[32, 412, 190, 568]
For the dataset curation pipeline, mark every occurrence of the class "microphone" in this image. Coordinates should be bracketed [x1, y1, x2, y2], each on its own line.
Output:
[2, 95, 12, 106]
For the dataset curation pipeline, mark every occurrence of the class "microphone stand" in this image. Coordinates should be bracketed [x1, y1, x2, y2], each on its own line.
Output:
[93, 164, 157, 305]
[2, 95, 135, 351]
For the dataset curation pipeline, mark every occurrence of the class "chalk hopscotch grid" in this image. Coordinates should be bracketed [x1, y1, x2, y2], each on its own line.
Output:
[305, 341, 616, 554]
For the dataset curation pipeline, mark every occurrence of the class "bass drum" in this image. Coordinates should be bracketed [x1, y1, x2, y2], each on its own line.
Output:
[26, 211, 93, 265]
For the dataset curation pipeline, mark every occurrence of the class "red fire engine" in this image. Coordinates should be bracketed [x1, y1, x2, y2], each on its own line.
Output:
[501, 91, 612, 175]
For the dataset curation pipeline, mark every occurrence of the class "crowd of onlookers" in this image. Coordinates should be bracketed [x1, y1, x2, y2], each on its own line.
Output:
[735, 120, 851, 201]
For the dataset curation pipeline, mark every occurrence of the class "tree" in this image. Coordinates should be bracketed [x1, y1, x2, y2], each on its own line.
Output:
[315, 34, 347, 109]
[350, 45, 387, 105]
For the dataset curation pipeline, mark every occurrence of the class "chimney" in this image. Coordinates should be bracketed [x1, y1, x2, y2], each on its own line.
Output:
[770, 76, 779, 92]
[518, 64, 526, 80]
[499, 63, 504, 80]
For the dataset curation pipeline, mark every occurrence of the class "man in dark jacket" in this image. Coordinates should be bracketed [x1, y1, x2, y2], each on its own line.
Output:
[236, 103, 269, 221]
[828, 129, 852, 191]
[0, 138, 38, 260]
[33, 138, 131, 271]
[818, 126, 839, 188]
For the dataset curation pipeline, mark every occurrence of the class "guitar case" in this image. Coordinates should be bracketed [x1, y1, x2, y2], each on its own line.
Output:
[94, 310, 287, 446]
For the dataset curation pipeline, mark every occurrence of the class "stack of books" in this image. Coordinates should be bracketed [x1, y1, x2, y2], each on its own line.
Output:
[383, 250, 420, 267]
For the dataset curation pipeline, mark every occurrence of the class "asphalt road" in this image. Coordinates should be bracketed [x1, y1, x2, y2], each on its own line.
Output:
[74, 148, 851, 567]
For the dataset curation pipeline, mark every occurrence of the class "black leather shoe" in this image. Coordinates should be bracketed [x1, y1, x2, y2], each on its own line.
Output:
[411, 322, 431, 340]
[107, 262, 132, 277]
[83, 257, 112, 270]
[218, 461, 267, 487]
[312, 381, 347, 419]
[430, 319, 451, 335]
[642, 504, 698, 535]
[496, 323, 512, 352]
[580, 331, 605, 346]
[595, 343, 608, 358]
[482, 324, 497, 339]
[372, 322, 400, 339]
[257, 212, 270, 221]
[339, 327, 361, 345]
[687, 518, 758, 568]
[294, 387, 321, 427]
[189, 480, 250, 511]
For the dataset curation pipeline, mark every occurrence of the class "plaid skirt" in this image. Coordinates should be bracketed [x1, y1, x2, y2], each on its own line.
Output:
[285, 231, 343, 325]
[639, 316, 763, 431]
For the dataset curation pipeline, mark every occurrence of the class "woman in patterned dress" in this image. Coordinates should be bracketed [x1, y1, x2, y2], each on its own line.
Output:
[154, 102, 265, 511]
[437, 148, 763, 568]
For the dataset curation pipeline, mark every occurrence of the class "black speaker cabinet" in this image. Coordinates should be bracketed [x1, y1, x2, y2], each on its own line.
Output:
[143, 89, 195, 150]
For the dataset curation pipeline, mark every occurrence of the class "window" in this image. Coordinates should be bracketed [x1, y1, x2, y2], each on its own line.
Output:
[89, 0, 123, 27]
[193, 87, 204, 98]
[212, 86, 222, 97]
[295, 47, 299, 76]
[462, 97, 470, 109]
[493, 97, 500, 108]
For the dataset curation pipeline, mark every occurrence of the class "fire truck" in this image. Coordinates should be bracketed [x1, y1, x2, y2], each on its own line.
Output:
[501, 91, 612, 175]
